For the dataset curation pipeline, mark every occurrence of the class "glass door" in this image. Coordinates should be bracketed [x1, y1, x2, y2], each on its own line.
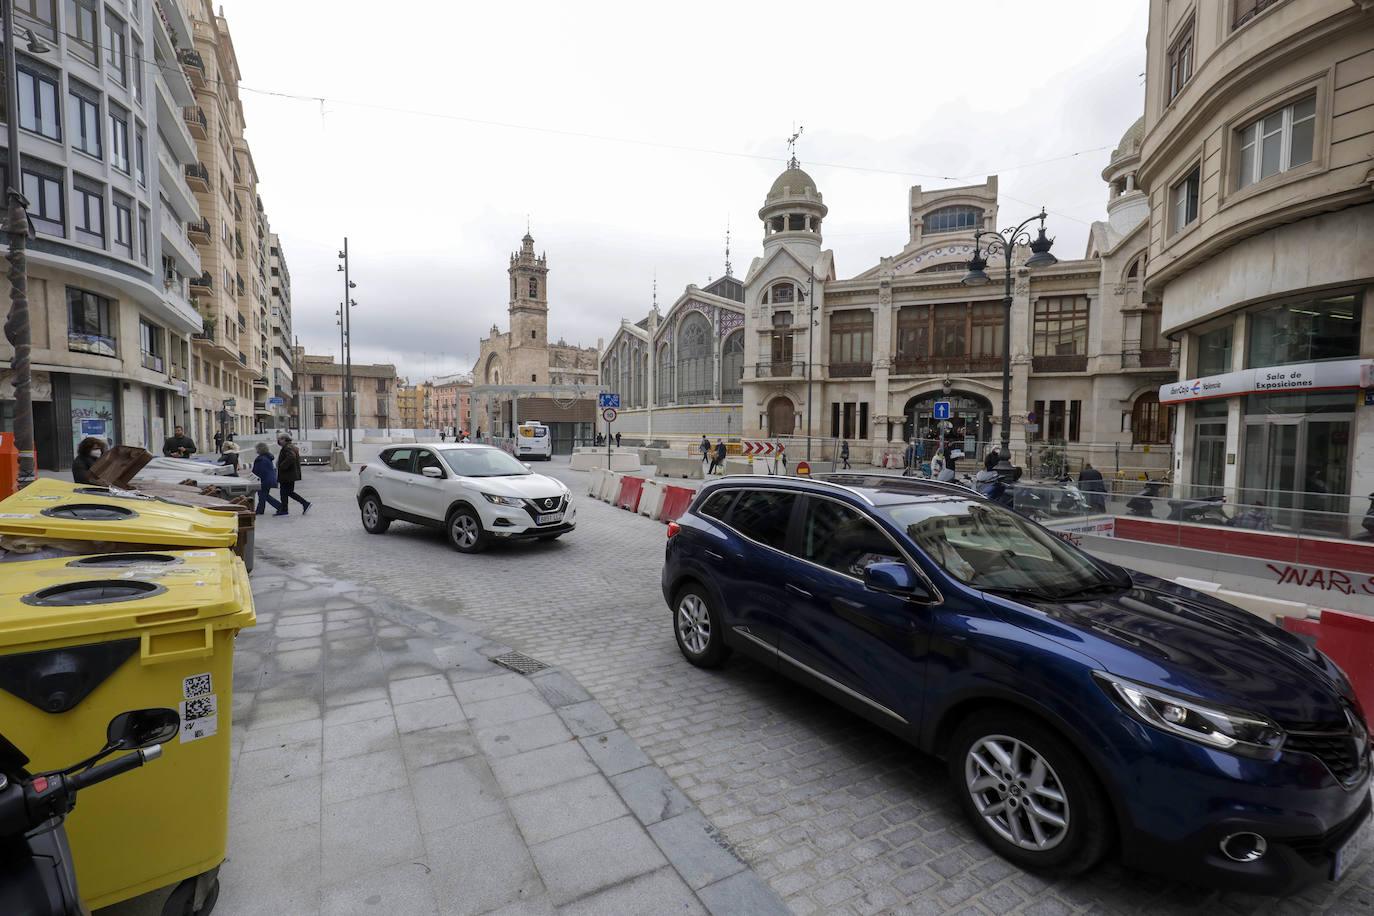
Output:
[1303, 419, 1351, 532]
[1242, 421, 1298, 528]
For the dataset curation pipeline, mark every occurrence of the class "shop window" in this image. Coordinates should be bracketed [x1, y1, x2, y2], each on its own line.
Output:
[1245, 293, 1362, 368]
[828, 309, 873, 377]
[830, 402, 869, 440]
[1032, 399, 1083, 443]
[1032, 296, 1090, 371]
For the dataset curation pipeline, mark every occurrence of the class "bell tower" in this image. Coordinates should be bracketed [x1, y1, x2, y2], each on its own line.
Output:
[509, 231, 549, 355]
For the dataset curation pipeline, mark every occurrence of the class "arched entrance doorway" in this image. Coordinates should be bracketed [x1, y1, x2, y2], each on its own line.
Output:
[767, 397, 795, 438]
[902, 391, 993, 452]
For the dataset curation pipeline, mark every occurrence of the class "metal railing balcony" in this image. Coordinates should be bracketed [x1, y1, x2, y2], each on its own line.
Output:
[1122, 343, 1180, 370]
[752, 361, 806, 379]
[829, 361, 873, 378]
[189, 271, 212, 292]
[892, 356, 1002, 375]
[184, 162, 209, 191]
[178, 48, 206, 87]
[1032, 354, 1088, 373]
[187, 217, 211, 242]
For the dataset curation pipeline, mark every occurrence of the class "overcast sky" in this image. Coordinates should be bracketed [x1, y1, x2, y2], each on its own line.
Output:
[225, 0, 1148, 380]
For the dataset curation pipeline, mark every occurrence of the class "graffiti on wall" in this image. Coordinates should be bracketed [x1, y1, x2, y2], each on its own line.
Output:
[1265, 563, 1374, 596]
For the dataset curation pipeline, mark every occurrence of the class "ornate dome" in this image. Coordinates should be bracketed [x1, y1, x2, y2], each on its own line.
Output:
[1110, 116, 1145, 164]
[766, 167, 821, 204]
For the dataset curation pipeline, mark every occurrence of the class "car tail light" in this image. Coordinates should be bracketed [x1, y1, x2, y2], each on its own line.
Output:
[666, 522, 680, 538]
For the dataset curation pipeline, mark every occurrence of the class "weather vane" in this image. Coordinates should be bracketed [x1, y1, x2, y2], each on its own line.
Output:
[787, 125, 804, 169]
[724, 218, 733, 278]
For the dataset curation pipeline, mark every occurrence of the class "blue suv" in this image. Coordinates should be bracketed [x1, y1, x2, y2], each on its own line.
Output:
[661, 474, 1371, 893]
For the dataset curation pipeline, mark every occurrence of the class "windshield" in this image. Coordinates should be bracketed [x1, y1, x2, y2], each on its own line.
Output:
[441, 447, 532, 478]
[880, 496, 1115, 598]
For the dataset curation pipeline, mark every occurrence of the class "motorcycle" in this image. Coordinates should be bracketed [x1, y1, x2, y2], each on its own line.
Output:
[1012, 475, 1092, 520]
[1, 708, 180, 916]
[1126, 478, 1169, 517]
[1166, 494, 1230, 525]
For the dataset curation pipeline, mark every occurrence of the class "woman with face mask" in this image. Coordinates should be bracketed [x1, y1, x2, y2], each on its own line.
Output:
[72, 436, 105, 484]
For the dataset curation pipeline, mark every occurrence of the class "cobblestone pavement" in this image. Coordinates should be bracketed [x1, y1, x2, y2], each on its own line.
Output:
[253, 451, 1374, 915]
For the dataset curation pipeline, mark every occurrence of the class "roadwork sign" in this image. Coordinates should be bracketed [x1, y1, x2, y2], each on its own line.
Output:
[741, 440, 781, 456]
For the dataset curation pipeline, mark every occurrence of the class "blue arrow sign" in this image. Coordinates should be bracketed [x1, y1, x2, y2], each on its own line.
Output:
[933, 401, 951, 420]
[598, 393, 620, 408]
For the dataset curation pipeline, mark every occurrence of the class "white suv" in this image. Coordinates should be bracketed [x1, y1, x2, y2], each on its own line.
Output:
[356, 444, 575, 552]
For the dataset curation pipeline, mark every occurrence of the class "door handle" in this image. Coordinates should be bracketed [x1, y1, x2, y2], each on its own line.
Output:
[704, 549, 725, 561]
[786, 583, 813, 598]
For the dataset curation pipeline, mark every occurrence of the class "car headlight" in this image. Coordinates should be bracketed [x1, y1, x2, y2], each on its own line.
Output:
[482, 493, 523, 507]
[1095, 673, 1285, 758]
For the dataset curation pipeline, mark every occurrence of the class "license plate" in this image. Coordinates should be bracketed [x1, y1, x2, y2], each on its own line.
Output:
[1332, 809, 1372, 881]
[537, 513, 563, 525]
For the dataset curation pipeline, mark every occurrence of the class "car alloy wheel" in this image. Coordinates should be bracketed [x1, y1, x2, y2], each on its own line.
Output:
[948, 711, 1111, 875]
[964, 734, 1069, 851]
[448, 507, 486, 553]
[360, 495, 389, 534]
[673, 585, 730, 668]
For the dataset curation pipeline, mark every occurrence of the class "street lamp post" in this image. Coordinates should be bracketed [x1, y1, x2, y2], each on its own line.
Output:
[802, 267, 816, 461]
[337, 240, 356, 462]
[961, 210, 1057, 474]
[2, 6, 50, 488]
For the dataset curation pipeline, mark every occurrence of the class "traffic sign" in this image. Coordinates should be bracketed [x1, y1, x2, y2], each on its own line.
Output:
[267, 397, 284, 405]
[601, 407, 618, 423]
[598, 393, 620, 409]
[741, 440, 781, 456]
[933, 401, 951, 420]
[796, 461, 811, 477]
[1027, 410, 1037, 423]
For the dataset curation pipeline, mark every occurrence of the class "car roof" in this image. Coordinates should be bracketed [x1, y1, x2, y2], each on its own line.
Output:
[700, 473, 979, 508]
[386, 443, 499, 452]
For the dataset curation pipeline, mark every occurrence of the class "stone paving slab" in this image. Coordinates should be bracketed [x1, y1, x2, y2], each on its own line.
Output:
[95, 556, 779, 915]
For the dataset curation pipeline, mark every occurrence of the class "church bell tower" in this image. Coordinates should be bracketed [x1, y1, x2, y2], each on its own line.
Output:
[509, 231, 549, 353]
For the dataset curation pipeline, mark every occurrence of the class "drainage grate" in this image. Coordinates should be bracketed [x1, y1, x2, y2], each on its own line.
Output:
[490, 651, 550, 676]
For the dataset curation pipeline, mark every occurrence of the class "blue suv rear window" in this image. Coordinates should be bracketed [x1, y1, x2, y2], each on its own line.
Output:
[729, 491, 796, 551]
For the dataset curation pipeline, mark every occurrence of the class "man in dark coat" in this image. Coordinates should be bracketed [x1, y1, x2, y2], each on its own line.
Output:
[984, 447, 1001, 472]
[274, 434, 311, 516]
[1078, 463, 1108, 512]
[840, 440, 850, 470]
[162, 425, 197, 458]
[252, 442, 283, 515]
[711, 439, 727, 475]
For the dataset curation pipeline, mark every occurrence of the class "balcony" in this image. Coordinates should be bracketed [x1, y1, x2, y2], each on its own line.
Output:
[238, 314, 247, 331]
[141, 352, 165, 373]
[178, 49, 206, 89]
[187, 217, 211, 243]
[1032, 354, 1089, 373]
[238, 351, 248, 366]
[1122, 343, 1180, 370]
[753, 361, 806, 379]
[253, 376, 270, 389]
[160, 210, 201, 277]
[184, 162, 210, 192]
[829, 362, 873, 378]
[236, 274, 246, 298]
[892, 356, 1002, 375]
[193, 318, 215, 341]
[183, 106, 208, 139]
[190, 271, 212, 294]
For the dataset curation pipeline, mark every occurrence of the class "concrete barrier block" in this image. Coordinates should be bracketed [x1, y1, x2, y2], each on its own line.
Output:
[569, 452, 604, 471]
[721, 457, 752, 475]
[654, 456, 704, 479]
[598, 472, 622, 502]
[1215, 589, 1309, 625]
[639, 480, 665, 518]
[587, 467, 606, 497]
[610, 453, 641, 472]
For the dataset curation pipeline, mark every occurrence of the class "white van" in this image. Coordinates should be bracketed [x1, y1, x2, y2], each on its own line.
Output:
[515, 423, 553, 460]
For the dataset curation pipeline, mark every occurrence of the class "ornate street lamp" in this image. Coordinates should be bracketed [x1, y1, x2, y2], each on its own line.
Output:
[962, 210, 1056, 474]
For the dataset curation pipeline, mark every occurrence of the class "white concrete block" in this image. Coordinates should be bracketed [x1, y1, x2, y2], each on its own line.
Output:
[609, 454, 641, 473]
[639, 480, 666, 519]
[654, 456, 704, 479]
[599, 472, 622, 503]
[587, 467, 606, 497]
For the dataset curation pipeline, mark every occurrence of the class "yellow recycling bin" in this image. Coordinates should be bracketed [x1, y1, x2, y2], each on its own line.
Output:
[0, 477, 238, 553]
[0, 548, 255, 910]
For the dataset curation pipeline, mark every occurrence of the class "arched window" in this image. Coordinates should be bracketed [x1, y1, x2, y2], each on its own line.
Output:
[528, 277, 538, 298]
[1132, 392, 1175, 444]
[917, 261, 966, 273]
[677, 313, 712, 403]
[923, 205, 982, 235]
[720, 330, 744, 402]
[657, 343, 674, 404]
[770, 282, 795, 303]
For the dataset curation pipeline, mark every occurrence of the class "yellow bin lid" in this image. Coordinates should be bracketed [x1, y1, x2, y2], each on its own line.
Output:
[0, 548, 255, 651]
[0, 478, 237, 548]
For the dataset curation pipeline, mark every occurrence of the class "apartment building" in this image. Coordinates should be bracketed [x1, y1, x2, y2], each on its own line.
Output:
[298, 353, 399, 433]
[0, 0, 205, 467]
[431, 372, 472, 434]
[180, 0, 271, 444]
[268, 230, 293, 429]
[1140, 0, 1374, 532]
[396, 379, 430, 429]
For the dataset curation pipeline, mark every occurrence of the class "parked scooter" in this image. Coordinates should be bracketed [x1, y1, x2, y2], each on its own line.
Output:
[0, 708, 181, 916]
[1126, 478, 1169, 517]
[1166, 494, 1230, 525]
[1012, 475, 1092, 520]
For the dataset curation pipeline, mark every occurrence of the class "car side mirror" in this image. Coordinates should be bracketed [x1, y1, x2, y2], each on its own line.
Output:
[106, 708, 180, 751]
[522, 463, 532, 471]
[421, 466, 443, 478]
[864, 562, 933, 601]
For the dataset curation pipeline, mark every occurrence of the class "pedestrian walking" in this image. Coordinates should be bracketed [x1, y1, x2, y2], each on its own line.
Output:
[1078, 462, 1107, 512]
[440, 429, 446, 442]
[252, 442, 282, 515]
[615, 432, 622, 448]
[903, 439, 917, 477]
[213, 429, 224, 454]
[840, 439, 850, 470]
[71, 436, 103, 484]
[274, 433, 312, 516]
[162, 425, 197, 458]
[711, 439, 727, 475]
[699, 434, 711, 470]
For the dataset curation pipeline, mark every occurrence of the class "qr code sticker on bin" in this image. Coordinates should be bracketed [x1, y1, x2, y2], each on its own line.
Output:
[183, 673, 212, 698]
[179, 695, 218, 744]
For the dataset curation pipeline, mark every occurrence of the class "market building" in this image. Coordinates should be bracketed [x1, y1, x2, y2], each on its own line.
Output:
[1141, 0, 1374, 533]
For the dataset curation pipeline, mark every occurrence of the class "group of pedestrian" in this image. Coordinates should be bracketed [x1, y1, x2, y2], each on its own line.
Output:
[146, 427, 311, 518]
[699, 435, 728, 475]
